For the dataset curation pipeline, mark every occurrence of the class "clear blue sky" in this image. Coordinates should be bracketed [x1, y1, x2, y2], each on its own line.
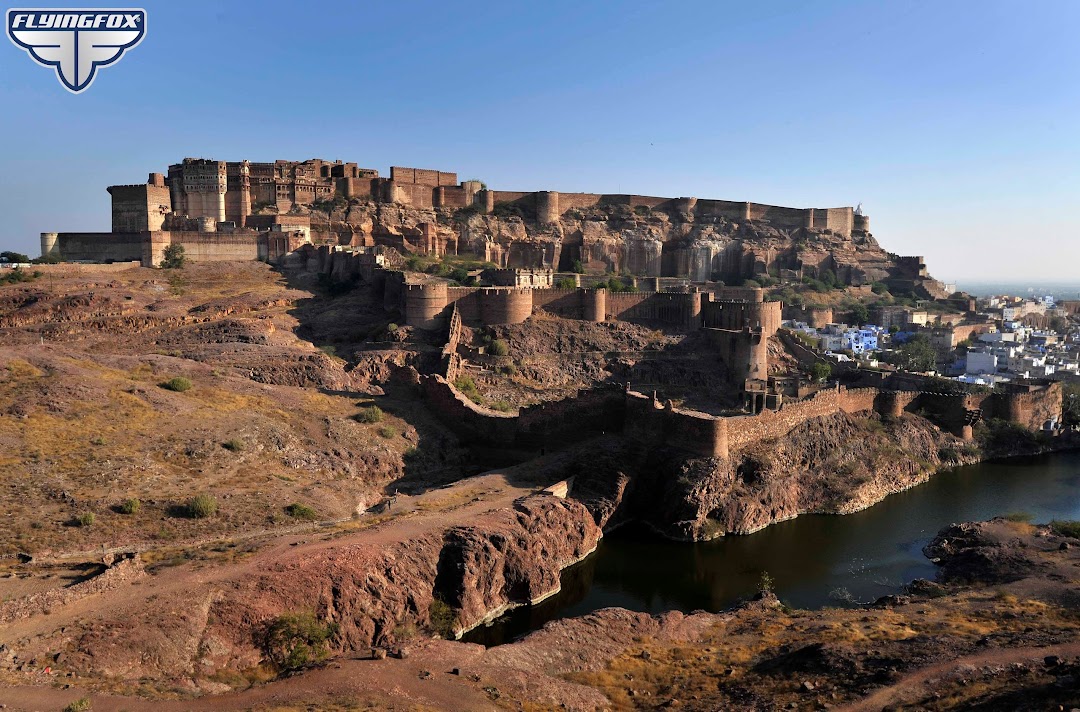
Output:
[1, 0, 1077, 281]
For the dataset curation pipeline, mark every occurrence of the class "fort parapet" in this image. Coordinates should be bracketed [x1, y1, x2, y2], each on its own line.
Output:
[43, 157, 884, 268]
[418, 377, 1062, 461]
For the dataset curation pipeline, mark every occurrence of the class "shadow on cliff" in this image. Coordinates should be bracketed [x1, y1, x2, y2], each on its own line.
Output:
[272, 264, 482, 497]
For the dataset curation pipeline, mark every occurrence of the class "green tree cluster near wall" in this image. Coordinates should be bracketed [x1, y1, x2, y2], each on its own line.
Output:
[885, 334, 937, 372]
[160, 244, 186, 269]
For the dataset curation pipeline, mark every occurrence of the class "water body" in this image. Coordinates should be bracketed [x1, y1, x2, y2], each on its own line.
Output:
[464, 451, 1080, 646]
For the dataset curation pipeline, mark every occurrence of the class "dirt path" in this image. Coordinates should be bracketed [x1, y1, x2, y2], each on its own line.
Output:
[0, 446, 593, 711]
[1, 648, 502, 712]
[837, 640, 1080, 711]
[2, 442, 584, 647]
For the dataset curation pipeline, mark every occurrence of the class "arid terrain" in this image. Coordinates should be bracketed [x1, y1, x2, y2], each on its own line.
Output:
[1, 262, 1077, 711]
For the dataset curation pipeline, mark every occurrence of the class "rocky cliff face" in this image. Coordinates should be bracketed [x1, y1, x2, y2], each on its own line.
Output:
[54, 496, 602, 684]
[312, 200, 945, 294]
[611, 411, 971, 540]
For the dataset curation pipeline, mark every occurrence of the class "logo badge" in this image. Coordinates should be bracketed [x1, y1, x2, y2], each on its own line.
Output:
[7, 8, 146, 93]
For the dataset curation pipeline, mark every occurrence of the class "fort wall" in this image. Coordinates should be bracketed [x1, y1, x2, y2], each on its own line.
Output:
[418, 370, 1062, 462]
[141, 231, 261, 267]
[108, 181, 171, 233]
[53, 232, 145, 263]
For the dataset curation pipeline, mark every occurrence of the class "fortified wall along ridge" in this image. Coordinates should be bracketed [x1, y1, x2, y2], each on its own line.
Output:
[37, 157, 942, 292]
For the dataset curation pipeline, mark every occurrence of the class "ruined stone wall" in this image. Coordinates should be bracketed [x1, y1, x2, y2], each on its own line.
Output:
[515, 385, 626, 449]
[420, 375, 517, 445]
[724, 387, 877, 454]
[0, 555, 145, 625]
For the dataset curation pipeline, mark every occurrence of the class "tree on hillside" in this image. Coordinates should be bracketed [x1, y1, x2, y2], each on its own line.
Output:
[849, 302, 870, 325]
[160, 244, 186, 269]
[1060, 382, 1080, 429]
[887, 333, 936, 372]
[810, 362, 832, 383]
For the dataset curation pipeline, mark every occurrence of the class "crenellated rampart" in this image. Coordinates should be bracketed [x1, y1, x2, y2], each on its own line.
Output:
[417, 378, 1062, 463]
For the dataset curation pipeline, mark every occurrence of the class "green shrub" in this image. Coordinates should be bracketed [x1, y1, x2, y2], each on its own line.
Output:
[453, 375, 481, 401]
[490, 400, 514, 412]
[63, 699, 92, 712]
[938, 446, 960, 463]
[488, 339, 510, 357]
[160, 244, 186, 269]
[76, 512, 95, 527]
[1004, 511, 1033, 523]
[119, 498, 141, 515]
[285, 503, 318, 521]
[222, 439, 244, 452]
[1, 250, 30, 263]
[428, 597, 457, 638]
[355, 405, 384, 424]
[810, 362, 832, 382]
[160, 376, 192, 392]
[758, 571, 775, 595]
[555, 277, 577, 289]
[377, 425, 396, 439]
[1050, 520, 1080, 538]
[0, 267, 42, 287]
[572, 259, 585, 274]
[187, 493, 218, 519]
[90, 436, 106, 446]
[263, 611, 339, 671]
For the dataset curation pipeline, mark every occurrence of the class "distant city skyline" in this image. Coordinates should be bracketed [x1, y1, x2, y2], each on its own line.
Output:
[1, 0, 1077, 281]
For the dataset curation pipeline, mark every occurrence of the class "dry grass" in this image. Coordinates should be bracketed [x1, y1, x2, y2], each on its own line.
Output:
[567, 591, 1080, 710]
[0, 264, 435, 558]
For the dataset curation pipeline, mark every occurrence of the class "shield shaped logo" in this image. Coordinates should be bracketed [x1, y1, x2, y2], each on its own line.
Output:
[7, 9, 146, 94]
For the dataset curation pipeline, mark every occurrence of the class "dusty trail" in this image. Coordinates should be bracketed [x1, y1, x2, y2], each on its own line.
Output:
[3, 457, 567, 640]
[836, 641, 1080, 711]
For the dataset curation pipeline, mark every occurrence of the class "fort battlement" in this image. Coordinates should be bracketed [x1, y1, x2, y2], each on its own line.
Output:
[418, 377, 1062, 460]
[46, 156, 878, 267]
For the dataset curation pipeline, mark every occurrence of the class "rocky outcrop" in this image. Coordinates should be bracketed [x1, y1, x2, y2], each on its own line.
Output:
[436, 497, 602, 630]
[0, 554, 144, 625]
[621, 411, 969, 540]
[58, 495, 601, 682]
[923, 520, 1053, 584]
[313, 200, 945, 294]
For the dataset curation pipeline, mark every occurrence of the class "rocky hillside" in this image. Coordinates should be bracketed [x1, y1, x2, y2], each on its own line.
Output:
[0, 263, 466, 558]
[581, 410, 976, 540]
[306, 199, 947, 295]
